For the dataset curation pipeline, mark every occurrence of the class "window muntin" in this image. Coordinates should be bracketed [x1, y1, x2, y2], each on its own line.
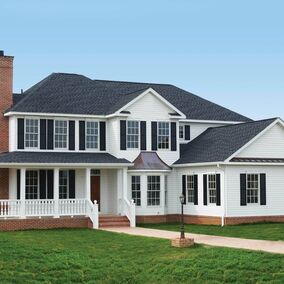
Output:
[86, 121, 99, 149]
[187, 175, 195, 203]
[131, 176, 141, 206]
[179, 125, 184, 139]
[25, 170, 39, 199]
[208, 174, 216, 204]
[59, 170, 69, 199]
[127, 121, 139, 149]
[158, 122, 170, 149]
[54, 120, 68, 149]
[147, 176, 160, 206]
[25, 119, 39, 148]
[247, 174, 259, 204]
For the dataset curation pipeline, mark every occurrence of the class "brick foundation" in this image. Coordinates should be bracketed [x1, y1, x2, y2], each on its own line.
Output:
[225, 215, 284, 225]
[0, 216, 90, 231]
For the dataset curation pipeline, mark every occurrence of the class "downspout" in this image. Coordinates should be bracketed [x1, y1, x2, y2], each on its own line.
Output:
[217, 163, 226, 227]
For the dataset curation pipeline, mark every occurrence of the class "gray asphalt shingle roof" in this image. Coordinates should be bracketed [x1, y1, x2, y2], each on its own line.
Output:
[0, 152, 131, 165]
[9, 73, 251, 122]
[175, 118, 277, 165]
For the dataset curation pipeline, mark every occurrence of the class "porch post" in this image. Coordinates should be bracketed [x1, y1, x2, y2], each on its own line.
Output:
[85, 168, 91, 201]
[20, 168, 26, 219]
[122, 167, 128, 199]
[54, 168, 59, 218]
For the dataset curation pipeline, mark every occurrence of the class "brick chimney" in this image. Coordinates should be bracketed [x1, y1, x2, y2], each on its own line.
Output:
[0, 50, 14, 153]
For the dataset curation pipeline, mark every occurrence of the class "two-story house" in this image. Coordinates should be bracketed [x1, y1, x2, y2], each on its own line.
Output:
[1, 51, 284, 231]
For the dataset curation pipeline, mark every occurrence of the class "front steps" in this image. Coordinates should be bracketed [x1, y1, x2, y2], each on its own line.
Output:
[99, 215, 130, 228]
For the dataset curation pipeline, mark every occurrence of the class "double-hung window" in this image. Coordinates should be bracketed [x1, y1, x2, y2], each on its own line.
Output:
[86, 121, 99, 150]
[127, 121, 139, 149]
[54, 120, 68, 149]
[59, 170, 69, 199]
[187, 175, 195, 203]
[179, 125, 184, 139]
[25, 170, 39, 199]
[208, 174, 217, 204]
[247, 174, 259, 204]
[25, 119, 39, 148]
[157, 122, 169, 149]
[131, 176, 141, 206]
[147, 176, 160, 206]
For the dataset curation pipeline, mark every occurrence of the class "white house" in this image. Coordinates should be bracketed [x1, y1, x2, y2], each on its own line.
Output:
[0, 51, 283, 231]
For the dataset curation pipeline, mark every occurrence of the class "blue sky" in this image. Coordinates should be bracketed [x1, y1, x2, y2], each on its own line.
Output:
[1, 0, 283, 120]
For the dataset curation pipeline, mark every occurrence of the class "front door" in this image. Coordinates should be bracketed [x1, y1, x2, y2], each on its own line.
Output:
[91, 175, 100, 210]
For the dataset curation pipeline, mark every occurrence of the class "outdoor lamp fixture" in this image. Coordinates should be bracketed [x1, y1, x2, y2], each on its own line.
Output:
[179, 194, 185, 239]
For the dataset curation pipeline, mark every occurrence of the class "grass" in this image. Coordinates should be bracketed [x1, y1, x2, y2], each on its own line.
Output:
[0, 229, 283, 283]
[139, 222, 284, 241]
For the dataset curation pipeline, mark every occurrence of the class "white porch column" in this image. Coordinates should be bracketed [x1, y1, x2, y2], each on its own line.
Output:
[122, 167, 128, 199]
[85, 168, 91, 201]
[54, 168, 60, 218]
[20, 168, 26, 219]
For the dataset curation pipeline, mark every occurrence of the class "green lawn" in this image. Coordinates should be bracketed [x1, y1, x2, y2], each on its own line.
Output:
[139, 222, 284, 241]
[0, 229, 283, 283]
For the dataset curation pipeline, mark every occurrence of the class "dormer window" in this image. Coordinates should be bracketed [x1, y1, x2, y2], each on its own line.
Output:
[127, 121, 140, 149]
[54, 120, 68, 149]
[158, 122, 169, 149]
[86, 121, 99, 150]
[25, 119, 39, 148]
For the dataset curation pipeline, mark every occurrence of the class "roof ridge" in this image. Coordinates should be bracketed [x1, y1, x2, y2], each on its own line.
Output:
[94, 79, 172, 86]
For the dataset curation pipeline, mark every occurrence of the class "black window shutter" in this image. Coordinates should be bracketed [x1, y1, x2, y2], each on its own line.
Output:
[17, 169, 20, 200]
[216, 174, 221, 206]
[240, 174, 247, 206]
[47, 120, 54, 150]
[203, 175, 208, 205]
[69, 121, 75, 150]
[79, 121, 85, 150]
[151, 122, 157, 151]
[194, 175, 198, 205]
[47, 170, 54, 199]
[69, 170, 76, 199]
[120, 120, 126, 150]
[17, 118, 24, 149]
[39, 170, 47, 199]
[140, 121, 147, 150]
[185, 125, 191, 141]
[260, 173, 266, 205]
[100, 121, 106, 151]
[182, 175, 186, 204]
[171, 122, 177, 151]
[40, 119, 47, 150]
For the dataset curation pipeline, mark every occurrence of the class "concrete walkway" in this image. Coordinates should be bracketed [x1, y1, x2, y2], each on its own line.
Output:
[102, 227, 284, 254]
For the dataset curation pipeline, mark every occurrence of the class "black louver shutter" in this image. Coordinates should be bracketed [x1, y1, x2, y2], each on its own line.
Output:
[203, 175, 208, 206]
[17, 118, 24, 149]
[40, 119, 47, 150]
[194, 175, 198, 205]
[100, 121, 106, 151]
[171, 122, 177, 151]
[185, 125, 191, 141]
[120, 120, 126, 150]
[216, 174, 221, 206]
[140, 121, 147, 150]
[182, 175, 186, 204]
[47, 120, 54, 150]
[151, 122, 157, 151]
[240, 174, 247, 206]
[69, 121, 75, 151]
[39, 170, 47, 199]
[69, 170, 76, 199]
[47, 170, 54, 199]
[260, 173, 266, 205]
[79, 121, 85, 150]
[17, 169, 20, 200]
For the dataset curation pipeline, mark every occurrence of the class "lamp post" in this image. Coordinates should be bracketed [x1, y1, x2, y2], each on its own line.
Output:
[179, 194, 185, 239]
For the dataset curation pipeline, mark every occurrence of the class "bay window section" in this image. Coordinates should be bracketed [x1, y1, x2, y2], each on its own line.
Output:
[25, 170, 39, 199]
[54, 120, 68, 149]
[131, 176, 141, 206]
[25, 119, 39, 148]
[86, 121, 99, 150]
[247, 174, 259, 204]
[59, 170, 69, 199]
[157, 122, 169, 149]
[127, 121, 139, 149]
[147, 176, 160, 206]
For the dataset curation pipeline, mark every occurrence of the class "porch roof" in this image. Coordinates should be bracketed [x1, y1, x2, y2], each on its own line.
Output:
[0, 152, 131, 167]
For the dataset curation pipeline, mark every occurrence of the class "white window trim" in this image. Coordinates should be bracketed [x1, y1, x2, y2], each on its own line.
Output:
[25, 169, 39, 200]
[179, 124, 185, 140]
[146, 175, 161, 207]
[186, 175, 195, 204]
[131, 175, 141, 207]
[126, 120, 140, 150]
[157, 121, 171, 151]
[24, 118, 39, 150]
[59, 170, 69, 199]
[207, 173, 217, 205]
[54, 119, 69, 150]
[246, 173, 260, 205]
[85, 120, 100, 151]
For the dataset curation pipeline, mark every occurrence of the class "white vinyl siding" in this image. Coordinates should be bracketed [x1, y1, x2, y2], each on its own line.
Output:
[54, 120, 68, 149]
[25, 119, 39, 148]
[86, 121, 99, 150]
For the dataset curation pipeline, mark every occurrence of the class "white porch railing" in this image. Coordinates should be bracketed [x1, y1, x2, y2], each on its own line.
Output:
[25, 200, 55, 217]
[0, 200, 21, 217]
[123, 198, 136, 227]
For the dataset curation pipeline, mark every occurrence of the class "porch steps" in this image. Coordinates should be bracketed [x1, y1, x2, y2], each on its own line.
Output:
[99, 215, 130, 228]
